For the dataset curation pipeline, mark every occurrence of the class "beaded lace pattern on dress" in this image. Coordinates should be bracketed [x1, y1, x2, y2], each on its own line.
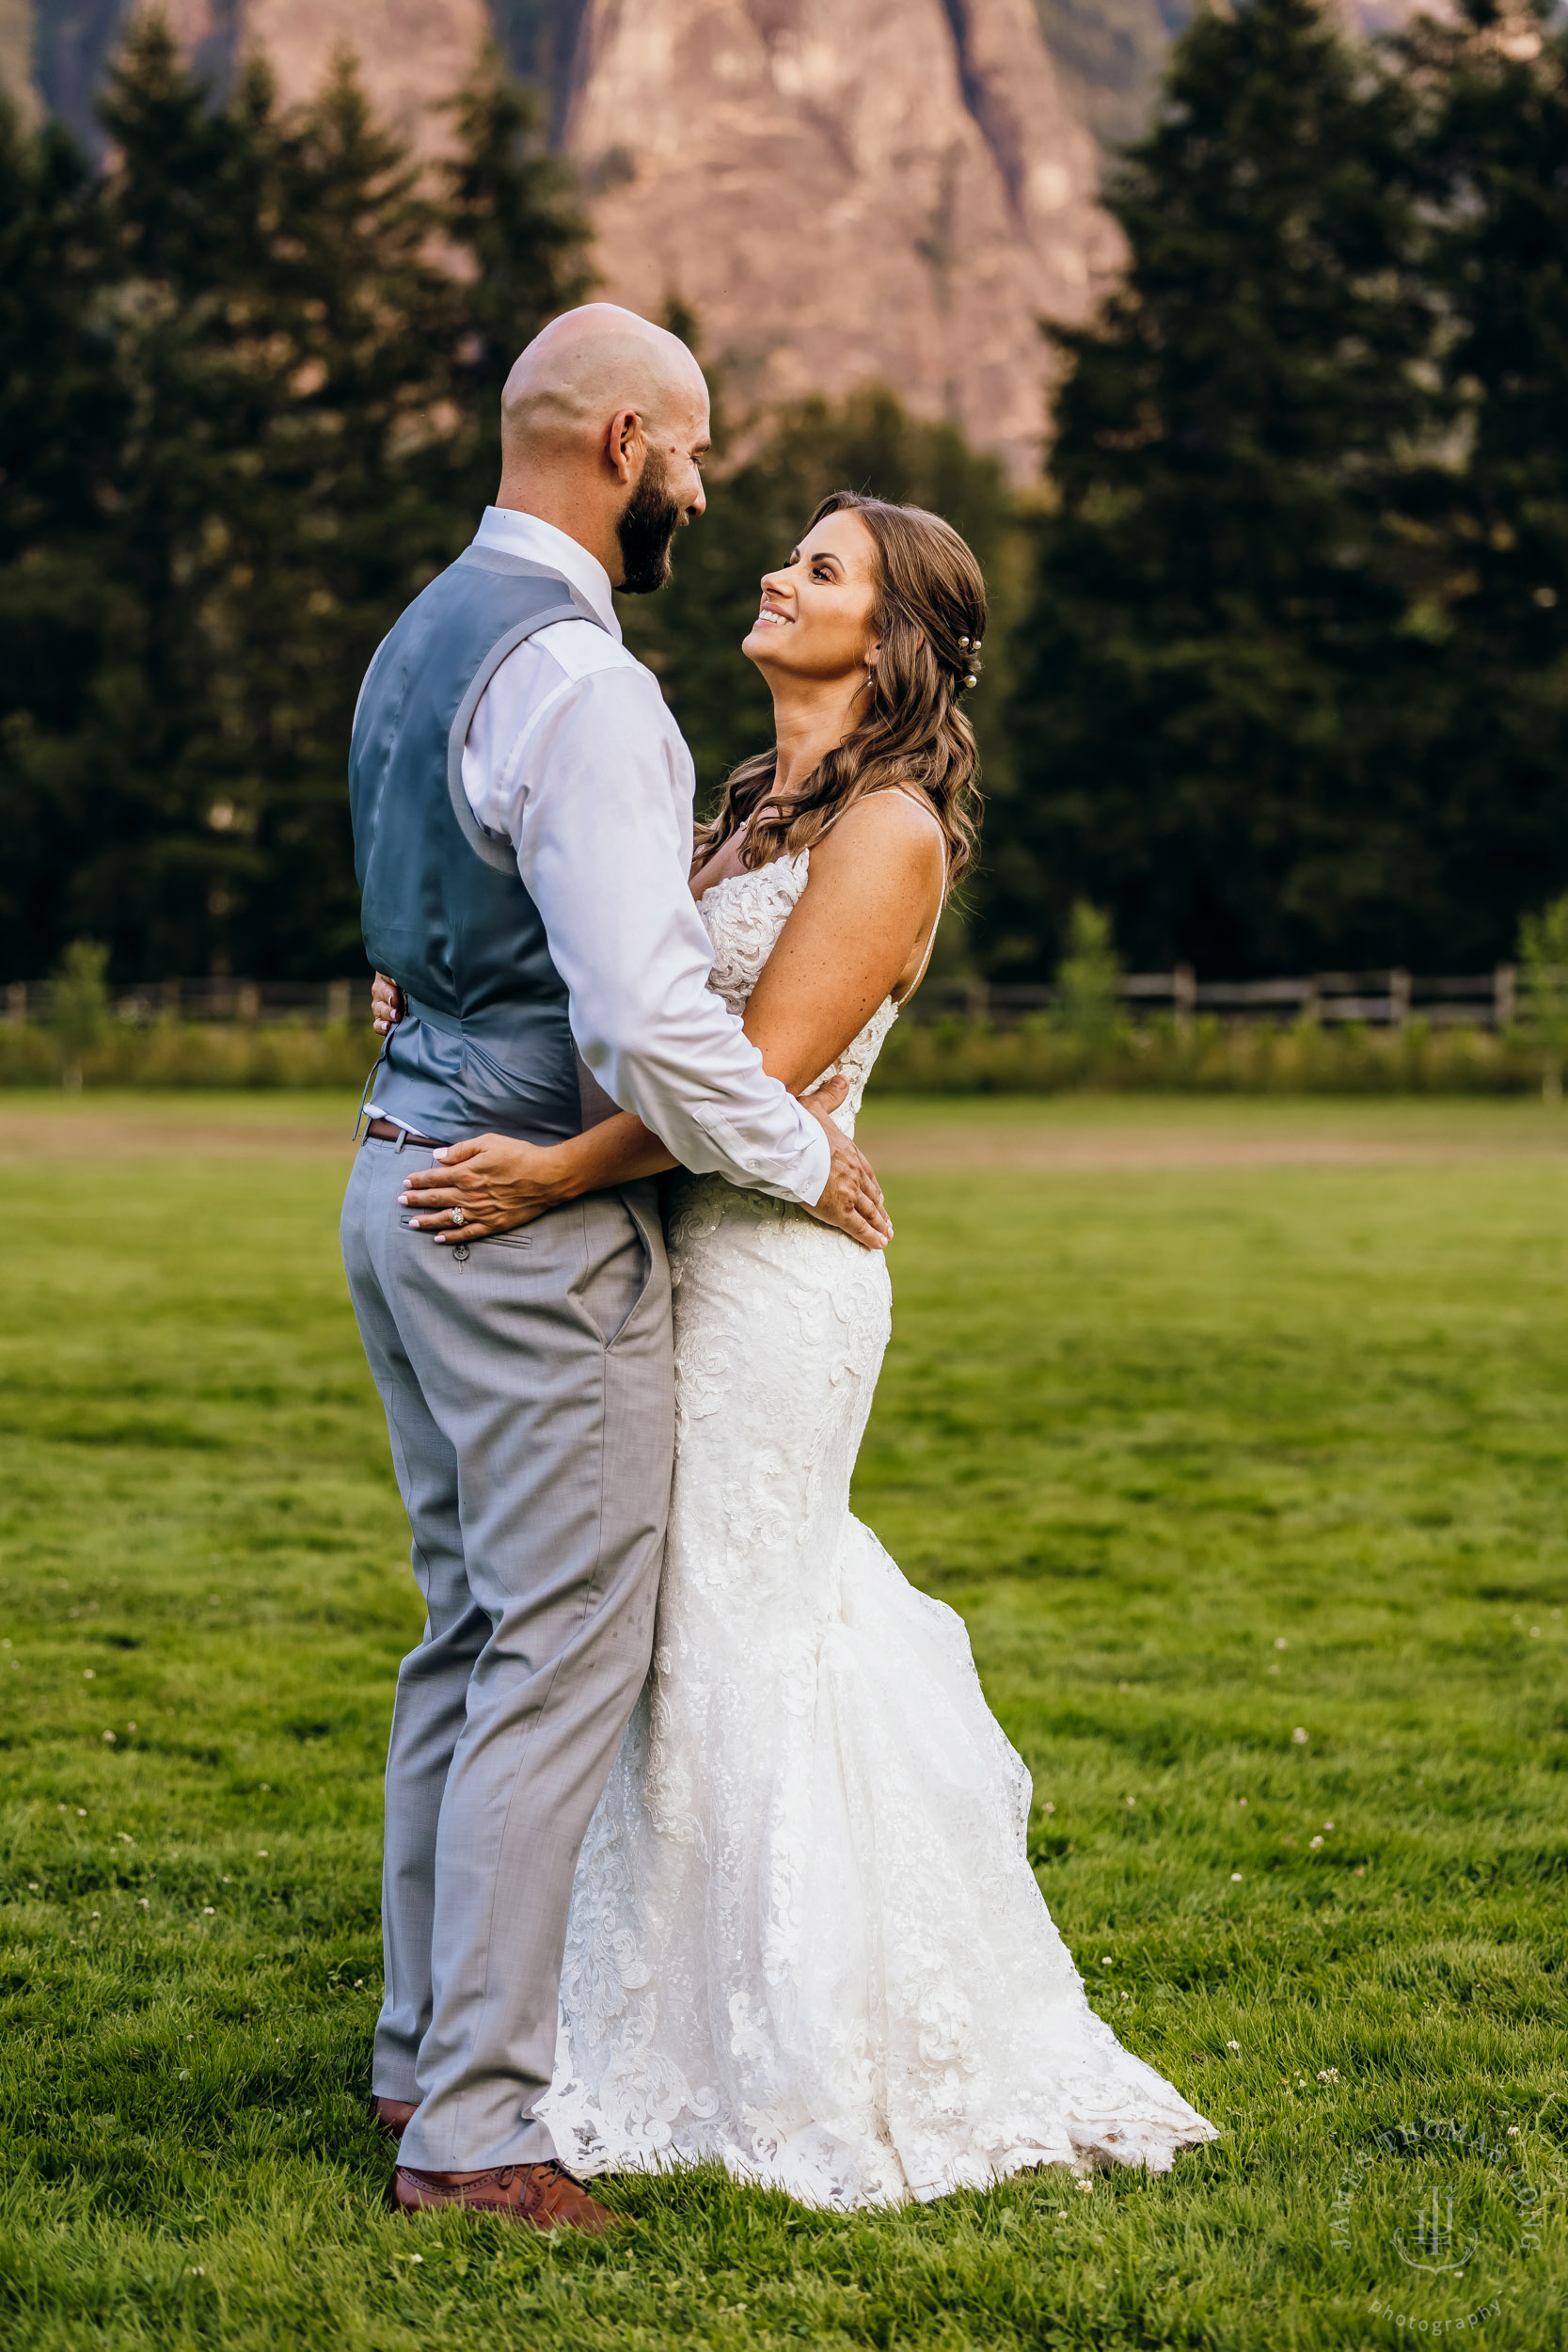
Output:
[540, 850, 1217, 2207]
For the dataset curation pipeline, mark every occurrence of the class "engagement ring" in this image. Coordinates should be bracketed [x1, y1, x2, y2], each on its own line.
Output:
[449, 1206, 466, 1228]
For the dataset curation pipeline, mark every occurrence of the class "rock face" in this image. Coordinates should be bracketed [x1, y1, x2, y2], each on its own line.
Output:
[241, 0, 492, 151]
[43, 0, 495, 151]
[18, 0, 1115, 472]
[561, 0, 1115, 476]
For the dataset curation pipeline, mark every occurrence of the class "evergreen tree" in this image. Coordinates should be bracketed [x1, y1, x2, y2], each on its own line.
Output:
[133, 42, 468, 982]
[1398, 0, 1568, 960]
[985, 0, 1449, 980]
[72, 23, 336, 981]
[440, 52, 593, 500]
[0, 18, 594, 982]
[0, 93, 122, 977]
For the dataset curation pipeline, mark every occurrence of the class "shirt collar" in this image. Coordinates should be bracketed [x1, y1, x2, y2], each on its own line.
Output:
[472, 507, 622, 642]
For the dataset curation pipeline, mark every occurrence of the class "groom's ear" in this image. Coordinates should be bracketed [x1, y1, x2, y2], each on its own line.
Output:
[605, 406, 644, 485]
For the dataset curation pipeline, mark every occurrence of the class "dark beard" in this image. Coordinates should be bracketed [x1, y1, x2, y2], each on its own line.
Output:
[615, 453, 687, 595]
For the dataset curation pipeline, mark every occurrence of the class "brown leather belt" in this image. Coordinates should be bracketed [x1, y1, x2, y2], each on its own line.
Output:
[364, 1118, 439, 1146]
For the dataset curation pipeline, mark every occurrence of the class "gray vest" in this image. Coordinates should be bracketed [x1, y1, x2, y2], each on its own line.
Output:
[350, 546, 616, 1145]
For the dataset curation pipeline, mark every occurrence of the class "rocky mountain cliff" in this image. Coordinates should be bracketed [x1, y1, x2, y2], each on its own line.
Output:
[564, 0, 1115, 475]
[4, 0, 1396, 474]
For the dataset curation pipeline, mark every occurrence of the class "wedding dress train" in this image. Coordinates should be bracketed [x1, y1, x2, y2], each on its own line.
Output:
[540, 850, 1217, 2207]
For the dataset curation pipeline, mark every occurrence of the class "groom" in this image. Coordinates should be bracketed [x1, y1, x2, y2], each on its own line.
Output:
[341, 304, 889, 2232]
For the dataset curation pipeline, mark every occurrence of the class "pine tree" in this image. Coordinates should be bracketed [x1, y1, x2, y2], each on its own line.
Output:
[72, 23, 306, 980]
[181, 49, 467, 980]
[2, 19, 594, 983]
[440, 50, 594, 502]
[984, 0, 1448, 980]
[0, 94, 123, 977]
[1398, 0, 1568, 959]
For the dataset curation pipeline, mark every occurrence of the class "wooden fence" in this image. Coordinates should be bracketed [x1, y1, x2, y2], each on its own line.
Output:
[910, 966, 1520, 1030]
[0, 966, 1524, 1032]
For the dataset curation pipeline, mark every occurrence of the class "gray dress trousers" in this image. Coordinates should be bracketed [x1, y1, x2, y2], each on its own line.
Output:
[341, 1132, 673, 2173]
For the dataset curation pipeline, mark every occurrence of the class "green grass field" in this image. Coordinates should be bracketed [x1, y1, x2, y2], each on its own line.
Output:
[1, 1092, 1564, 2350]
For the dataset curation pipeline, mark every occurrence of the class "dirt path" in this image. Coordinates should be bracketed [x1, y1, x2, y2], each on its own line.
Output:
[7, 1099, 1568, 1174]
[858, 1128, 1568, 1173]
[0, 1106, 360, 1162]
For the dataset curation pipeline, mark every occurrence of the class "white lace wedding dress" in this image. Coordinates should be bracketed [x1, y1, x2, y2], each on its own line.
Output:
[540, 851, 1217, 2207]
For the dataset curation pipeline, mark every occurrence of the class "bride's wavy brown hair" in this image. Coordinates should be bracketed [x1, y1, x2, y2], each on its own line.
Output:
[693, 491, 987, 882]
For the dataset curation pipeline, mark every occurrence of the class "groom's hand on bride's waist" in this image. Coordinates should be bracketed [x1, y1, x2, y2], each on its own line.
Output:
[799, 1079, 893, 1253]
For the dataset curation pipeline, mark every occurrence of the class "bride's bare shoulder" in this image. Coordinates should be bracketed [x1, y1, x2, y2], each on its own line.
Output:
[811, 788, 946, 881]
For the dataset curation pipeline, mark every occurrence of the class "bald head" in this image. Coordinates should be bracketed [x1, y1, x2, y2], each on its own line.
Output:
[501, 303, 708, 467]
[495, 304, 710, 591]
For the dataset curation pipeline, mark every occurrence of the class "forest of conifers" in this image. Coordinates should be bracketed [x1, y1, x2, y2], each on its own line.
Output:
[2, 0, 1565, 987]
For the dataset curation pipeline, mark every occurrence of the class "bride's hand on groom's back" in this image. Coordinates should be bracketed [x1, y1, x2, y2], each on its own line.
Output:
[799, 1077, 893, 1253]
[398, 1135, 571, 1240]
[372, 973, 403, 1035]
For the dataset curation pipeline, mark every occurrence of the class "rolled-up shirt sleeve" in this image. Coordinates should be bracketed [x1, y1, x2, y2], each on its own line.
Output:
[508, 664, 832, 1206]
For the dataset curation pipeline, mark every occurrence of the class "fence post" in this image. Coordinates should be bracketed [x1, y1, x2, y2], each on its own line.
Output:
[1494, 963, 1517, 1029]
[963, 977, 990, 1022]
[1173, 963, 1196, 1033]
[236, 980, 261, 1022]
[327, 978, 352, 1025]
[160, 978, 182, 1020]
[1390, 968, 1411, 1030]
[5, 981, 25, 1026]
[1303, 976, 1322, 1025]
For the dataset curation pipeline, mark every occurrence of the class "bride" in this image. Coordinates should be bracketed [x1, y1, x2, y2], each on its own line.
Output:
[383, 490, 1216, 2206]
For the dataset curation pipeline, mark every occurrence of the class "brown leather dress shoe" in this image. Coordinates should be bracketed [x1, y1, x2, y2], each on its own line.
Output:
[372, 2096, 418, 2139]
[392, 2159, 623, 2234]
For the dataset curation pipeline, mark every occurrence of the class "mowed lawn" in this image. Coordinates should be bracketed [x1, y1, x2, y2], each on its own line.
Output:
[1, 1090, 1565, 2351]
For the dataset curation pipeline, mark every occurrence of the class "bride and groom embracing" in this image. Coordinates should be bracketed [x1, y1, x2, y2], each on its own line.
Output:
[340, 303, 1215, 2233]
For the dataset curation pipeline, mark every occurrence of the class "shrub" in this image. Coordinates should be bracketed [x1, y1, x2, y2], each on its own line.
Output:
[46, 939, 111, 1089]
[1518, 896, 1568, 1101]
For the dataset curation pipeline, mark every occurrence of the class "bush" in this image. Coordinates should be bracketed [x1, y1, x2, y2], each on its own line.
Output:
[870, 1014, 1540, 1096]
[47, 938, 111, 1089]
[1053, 902, 1122, 1049]
[1518, 894, 1568, 1101]
[0, 1019, 377, 1090]
[0, 1012, 1544, 1097]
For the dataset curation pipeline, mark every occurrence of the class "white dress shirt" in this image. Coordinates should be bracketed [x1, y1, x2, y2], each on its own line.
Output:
[445, 507, 830, 1206]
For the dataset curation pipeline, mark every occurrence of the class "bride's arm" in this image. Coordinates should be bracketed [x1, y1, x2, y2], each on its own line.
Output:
[383, 790, 937, 1242]
[398, 1112, 673, 1242]
[396, 1089, 852, 1242]
[366, 977, 674, 1238]
[383, 1048, 860, 1248]
[739, 790, 946, 1082]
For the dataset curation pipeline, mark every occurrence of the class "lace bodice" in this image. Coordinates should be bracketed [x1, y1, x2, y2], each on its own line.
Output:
[695, 850, 897, 1137]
